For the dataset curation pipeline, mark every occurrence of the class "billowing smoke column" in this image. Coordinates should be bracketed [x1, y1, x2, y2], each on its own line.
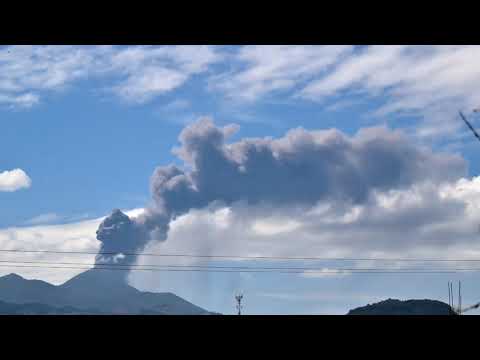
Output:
[95, 118, 467, 266]
[95, 209, 142, 265]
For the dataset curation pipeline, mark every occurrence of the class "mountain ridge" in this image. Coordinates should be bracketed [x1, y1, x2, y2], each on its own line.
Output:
[0, 271, 215, 315]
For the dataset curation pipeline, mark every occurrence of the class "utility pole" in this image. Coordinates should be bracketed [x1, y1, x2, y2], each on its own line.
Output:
[235, 293, 243, 315]
[446, 280, 480, 315]
[448, 281, 456, 314]
[459, 281, 462, 315]
[448, 281, 452, 310]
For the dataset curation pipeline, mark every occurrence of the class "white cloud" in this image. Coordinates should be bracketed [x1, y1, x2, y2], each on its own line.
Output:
[129, 175, 480, 278]
[107, 45, 222, 103]
[210, 45, 353, 102]
[126, 177, 480, 310]
[24, 213, 62, 225]
[207, 45, 480, 140]
[124, 208, 145, 218]
[0, 45, 223, 107]
[252, 218, 301, 236]
[4, 45, 478, 141]
[0, 207, 144, 284]
[162, 99, 191, 112]
[0, 93, 39, 108]
[0, 217, 101, 284]
[257, 291, 377, 303]
[0, 168, 31, 192]
[0, 45, 100, 108]
[299, 45, 480, 139]
[112, 66, 187, 103]
[1, 168, 478, 304]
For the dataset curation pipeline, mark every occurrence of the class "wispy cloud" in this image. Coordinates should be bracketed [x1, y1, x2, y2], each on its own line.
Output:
[162, 99, 191, 112]
[257, 291, 378, 303]
[107, 45, 222, 103]
[0, 45, 223, 107]
[23, 212, 102, 226]
[24, 213, 62, 225]
[156, 99, 199, 125]
[299, 45, 480, 139]
[0, 45, 99, 108]
[3, 45, 480, 141]
[208, 45, 480, 140]
[209, 45, 353, 102]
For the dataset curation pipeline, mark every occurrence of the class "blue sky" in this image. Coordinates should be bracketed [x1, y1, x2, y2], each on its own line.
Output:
[2, 45, 480, 314]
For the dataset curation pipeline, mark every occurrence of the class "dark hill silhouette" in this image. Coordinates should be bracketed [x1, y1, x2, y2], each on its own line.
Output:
[347, 298, 455, 315]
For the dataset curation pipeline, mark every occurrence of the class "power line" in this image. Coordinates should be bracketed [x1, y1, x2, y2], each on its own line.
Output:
[2, 262, 480, 274]
[1, 248, 480, 262]
[3, 259, 480, 272]
[460, 110, 480, 142]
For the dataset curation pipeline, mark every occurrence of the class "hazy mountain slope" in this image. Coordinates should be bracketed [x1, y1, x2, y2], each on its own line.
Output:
[0, 299, 106, 314]
[0, 271, 213, 315]
[0, 273, 61, 305]
[60, 269, 211, 314]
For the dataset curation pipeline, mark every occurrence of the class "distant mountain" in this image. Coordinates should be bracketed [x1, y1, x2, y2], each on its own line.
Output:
[347, 298, 455, 315]
[0, 271, 215, 315]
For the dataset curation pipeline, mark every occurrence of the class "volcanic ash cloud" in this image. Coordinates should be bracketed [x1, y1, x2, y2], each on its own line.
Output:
[95, 117, 467, 264]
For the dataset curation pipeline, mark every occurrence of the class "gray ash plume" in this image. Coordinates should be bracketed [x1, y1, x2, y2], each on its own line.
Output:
[94, 118, 466, 267]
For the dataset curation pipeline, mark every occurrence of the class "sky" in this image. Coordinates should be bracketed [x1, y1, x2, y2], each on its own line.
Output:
[2, 45, 480, 314]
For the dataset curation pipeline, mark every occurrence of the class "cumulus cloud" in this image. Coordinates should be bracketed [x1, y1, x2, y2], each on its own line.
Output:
[0, 217, 101, 284]
[0, 168, 31, 192]
[128, 175, 480, 311]
[129, 175, 480, 282]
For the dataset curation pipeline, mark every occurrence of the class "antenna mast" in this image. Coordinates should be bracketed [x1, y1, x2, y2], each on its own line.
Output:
[235, 293, 243, 315]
